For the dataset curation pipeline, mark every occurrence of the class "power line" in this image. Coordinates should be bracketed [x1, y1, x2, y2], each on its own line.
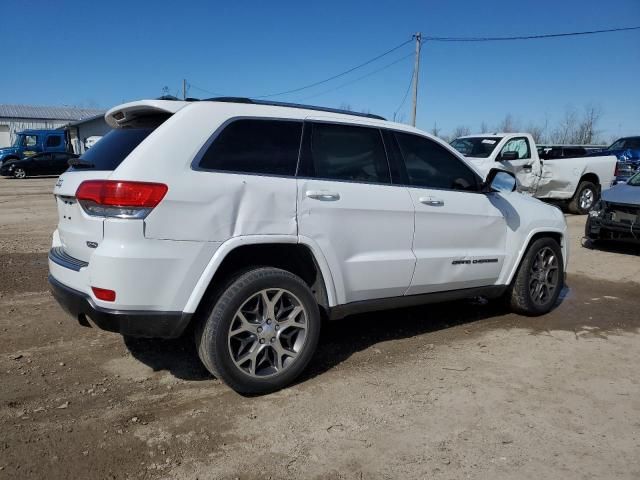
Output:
[254, 38, 413, 99]
[425, 25, 640, 42]
[393, 62, 414, 122]
[294, 52, 414, 102]
[189, 82, 228, 97]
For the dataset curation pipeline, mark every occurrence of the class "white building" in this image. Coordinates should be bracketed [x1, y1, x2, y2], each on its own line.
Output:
[0, 104, 104, 148]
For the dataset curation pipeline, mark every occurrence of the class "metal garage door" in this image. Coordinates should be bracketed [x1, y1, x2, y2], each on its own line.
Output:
[0, 125, 9, 147]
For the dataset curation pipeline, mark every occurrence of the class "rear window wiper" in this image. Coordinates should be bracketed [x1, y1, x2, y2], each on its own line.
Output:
[68, 158, 95, 168]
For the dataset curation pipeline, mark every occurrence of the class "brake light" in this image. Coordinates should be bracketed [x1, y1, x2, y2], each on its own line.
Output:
[76, 180, 167, 218]
[91, 287, 116, 302]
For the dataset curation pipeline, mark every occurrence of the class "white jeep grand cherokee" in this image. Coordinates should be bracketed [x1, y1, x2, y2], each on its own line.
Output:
[49, 98, 568, 394]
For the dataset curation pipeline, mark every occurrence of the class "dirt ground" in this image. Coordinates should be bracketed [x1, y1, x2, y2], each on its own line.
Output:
[1, 176, 639, 480]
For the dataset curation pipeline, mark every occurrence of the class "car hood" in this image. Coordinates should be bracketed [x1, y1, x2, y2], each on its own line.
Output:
[0, 147, 19, 156]
[602, 182, 640, 206]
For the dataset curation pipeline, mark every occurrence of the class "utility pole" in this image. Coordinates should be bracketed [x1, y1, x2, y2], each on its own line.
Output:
[183, 79, 187, 100]
[410, 32, 422, 127]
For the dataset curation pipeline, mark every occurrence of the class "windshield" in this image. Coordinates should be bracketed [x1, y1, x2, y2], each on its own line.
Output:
[70, 128, 155, 171]
[628, 171, 640, 186]
[608, 139, 625, 150]
[12, 134, 38, 148]
[450, 137, 502, 158]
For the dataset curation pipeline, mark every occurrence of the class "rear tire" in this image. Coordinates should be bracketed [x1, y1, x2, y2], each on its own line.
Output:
[507, 237, 564, 316]
[195, 267, 321, 395]
[13, 167, 26, 179]
[568, 181, 597, 214]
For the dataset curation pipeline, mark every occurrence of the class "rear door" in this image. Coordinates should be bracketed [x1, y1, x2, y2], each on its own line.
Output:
[392, 131, 507, 294]
[297, 121, 415, 303]
[32, 153, 54, 174]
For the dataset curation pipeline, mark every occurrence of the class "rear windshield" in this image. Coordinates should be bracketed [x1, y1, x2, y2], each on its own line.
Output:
[69, 128, 155, 171]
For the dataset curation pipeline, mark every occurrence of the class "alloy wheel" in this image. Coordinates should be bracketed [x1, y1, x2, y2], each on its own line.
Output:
[579, 187, 594, 211]
[529, 246, 559, 306]
[227, 288, 308, 378]
[14, 168, 26, 179]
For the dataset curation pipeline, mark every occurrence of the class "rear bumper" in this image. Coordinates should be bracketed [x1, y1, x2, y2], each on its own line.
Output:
[48, 275, 193, 338]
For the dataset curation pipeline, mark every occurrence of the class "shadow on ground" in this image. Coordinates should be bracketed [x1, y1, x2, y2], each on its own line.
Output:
[582, 238, 640, 256]
[122, 274, 640, 388]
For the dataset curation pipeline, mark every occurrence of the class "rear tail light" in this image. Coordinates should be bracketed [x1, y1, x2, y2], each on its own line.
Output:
[76, 180, 168, 219]
[91, 286, 116, 302]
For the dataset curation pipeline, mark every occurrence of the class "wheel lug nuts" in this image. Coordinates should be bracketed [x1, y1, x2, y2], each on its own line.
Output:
[275, 325, 279, 330]
[270, 337, 275, 343]
[257, 327, 263, 333]
[267, 319, 272, 325]
[259, 338, 265, 344]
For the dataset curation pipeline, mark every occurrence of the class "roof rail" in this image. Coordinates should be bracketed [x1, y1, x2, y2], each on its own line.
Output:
[203, 97, 386, 121]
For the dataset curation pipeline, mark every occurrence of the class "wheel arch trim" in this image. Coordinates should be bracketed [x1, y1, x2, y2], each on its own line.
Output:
[504, 227, 567, 286]
[183, 235, 338, 314]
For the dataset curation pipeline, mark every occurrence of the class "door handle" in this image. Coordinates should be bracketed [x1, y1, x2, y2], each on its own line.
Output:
[305, 190, 340, 201]
[419, 197, 444, 207]
[523, 164, 533, 171]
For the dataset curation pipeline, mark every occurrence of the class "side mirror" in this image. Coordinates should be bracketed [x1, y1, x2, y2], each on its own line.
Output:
[499, 151, 519, 161]
[483, 168, 517, 193]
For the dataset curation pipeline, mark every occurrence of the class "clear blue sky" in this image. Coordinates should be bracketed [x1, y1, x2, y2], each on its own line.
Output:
[2, 0, 639, 140]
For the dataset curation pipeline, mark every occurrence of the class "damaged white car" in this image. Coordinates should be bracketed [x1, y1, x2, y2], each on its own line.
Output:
[48, 98, 568, 394]
[451, 133, 617, 214]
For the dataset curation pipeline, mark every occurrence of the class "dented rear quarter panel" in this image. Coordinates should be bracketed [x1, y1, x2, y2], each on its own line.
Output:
[110, 102, 299, 241]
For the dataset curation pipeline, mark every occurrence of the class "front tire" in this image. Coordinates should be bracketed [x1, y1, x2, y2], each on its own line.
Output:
[568, 181, 597, 214]
[507, 237, 564, 316]
[13, 167, 26, 179]
[195, 267, 321, 395]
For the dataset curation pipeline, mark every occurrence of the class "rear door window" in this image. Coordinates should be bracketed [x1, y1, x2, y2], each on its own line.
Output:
[198, 119, 302, 176]
[46, 135, 62, 147]
[300, 122, 390, 183]
[70, 128, 155, 171]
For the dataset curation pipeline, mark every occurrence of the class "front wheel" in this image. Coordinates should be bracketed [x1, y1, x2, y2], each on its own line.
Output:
[195, 267, 321, 395]
[568, 181, 598, 214]
[13, 167, 26, 179]
[507, 237, 564, 316]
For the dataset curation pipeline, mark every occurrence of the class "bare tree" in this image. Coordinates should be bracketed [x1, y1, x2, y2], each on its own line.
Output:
[339, 102, 353, 112]
[479, 121, 490, 134]
[550, 106, 578, 144]
[430, 122, 442, 138]
[575, 104, 603, 144]
[451, 125, 471, 139]
[498, 114, 519, 133]
[525, 117, 548, 144]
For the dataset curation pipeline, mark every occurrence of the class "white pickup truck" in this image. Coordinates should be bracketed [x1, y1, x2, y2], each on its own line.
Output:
[451, 133, 617, 214]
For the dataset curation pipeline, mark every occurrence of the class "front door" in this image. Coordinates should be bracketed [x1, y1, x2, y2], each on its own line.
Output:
[392, 131, 507, 295]
[297, 121, 415, 304]
[496, 136, 541, 195]
[33, 153, 54, 175]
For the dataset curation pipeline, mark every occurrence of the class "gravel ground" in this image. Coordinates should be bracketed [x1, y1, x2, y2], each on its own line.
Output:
[1, 176, 639, 480]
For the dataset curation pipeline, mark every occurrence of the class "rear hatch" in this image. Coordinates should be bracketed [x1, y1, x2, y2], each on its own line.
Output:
[54, 103, 181, 262]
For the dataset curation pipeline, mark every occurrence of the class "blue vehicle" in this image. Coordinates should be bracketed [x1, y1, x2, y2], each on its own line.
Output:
[0, 129, 68, 165]
[589, 136, 640, 183]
